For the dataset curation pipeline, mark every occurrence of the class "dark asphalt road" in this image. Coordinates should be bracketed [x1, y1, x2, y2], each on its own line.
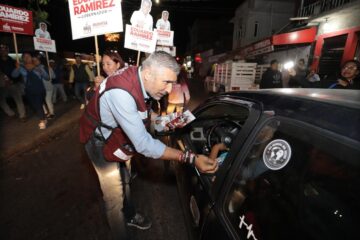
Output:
[0, 125, 189, 240]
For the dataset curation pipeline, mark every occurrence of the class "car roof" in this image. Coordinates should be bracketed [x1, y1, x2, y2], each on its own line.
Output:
[221, 89, 360, 109]
[216, 89, 360, 142]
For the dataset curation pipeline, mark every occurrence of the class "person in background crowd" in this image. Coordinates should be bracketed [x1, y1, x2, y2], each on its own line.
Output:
[167, 66, 190, 114]
[0, 44, 26, 121]
[12, 52, 47, 129]
[50, 59, 67, 104]
[33, 53, 56, 119]
[328, 60, 360, 89]
[69, 55, 94, 109]
[156, 10, 171, 30]
[88, 54, 98, 79]
[260, 59, 283, 89]
[130, 0, 153, 31]
[79, 51, 217, 239]
[306, 68, 321, 88]
[289, 58, 308, 88]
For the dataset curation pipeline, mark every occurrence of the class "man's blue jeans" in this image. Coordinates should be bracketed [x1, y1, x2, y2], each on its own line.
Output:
[85, 136, 134, 240]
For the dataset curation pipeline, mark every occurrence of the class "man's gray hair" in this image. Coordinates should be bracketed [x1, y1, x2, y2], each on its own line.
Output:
[142, 51, 180, 75]
[142, 0, 152, 7]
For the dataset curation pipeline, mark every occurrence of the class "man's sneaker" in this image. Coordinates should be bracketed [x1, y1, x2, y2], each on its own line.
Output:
[127, 213, 152, 230]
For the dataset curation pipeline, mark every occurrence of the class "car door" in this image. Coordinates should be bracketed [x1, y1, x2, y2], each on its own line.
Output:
[173, 96, 262, 240]
[214, 117, 360, 240]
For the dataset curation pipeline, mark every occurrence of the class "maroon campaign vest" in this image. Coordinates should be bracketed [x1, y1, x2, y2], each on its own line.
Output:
[79, 66, 150, 162]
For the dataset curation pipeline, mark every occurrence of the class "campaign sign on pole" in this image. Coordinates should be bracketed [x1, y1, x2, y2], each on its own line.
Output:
[155, 29, 174, 47]
[124, 24, 157, 54]
[156, 46, 176, 57]
[0, 4, 33, 35]
[33, 37, 57, 53]
[68, 0, 123, 40]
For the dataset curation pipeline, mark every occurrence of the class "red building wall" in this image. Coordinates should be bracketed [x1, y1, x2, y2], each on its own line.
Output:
[312, 26, 360, 70]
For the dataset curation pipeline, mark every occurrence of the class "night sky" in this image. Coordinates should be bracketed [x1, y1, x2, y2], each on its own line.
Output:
[1, 0, 240, 59]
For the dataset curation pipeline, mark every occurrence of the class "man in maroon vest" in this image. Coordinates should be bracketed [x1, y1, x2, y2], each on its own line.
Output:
[79, 51, 217, 239]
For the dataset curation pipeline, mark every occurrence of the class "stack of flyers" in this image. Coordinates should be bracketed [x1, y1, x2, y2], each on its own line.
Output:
[154, 115, 171, 132]
[154, 110, 196, 132]
[166, 110, 196, 130]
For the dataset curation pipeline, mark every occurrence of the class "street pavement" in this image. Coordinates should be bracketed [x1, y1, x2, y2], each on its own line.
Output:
[0, 77, 209, 239]
[0, 100, 81, 160]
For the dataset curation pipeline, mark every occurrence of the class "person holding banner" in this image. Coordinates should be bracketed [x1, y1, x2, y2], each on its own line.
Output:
[130, 0, 153, 31]
[12, 52, 48, 129]
[79, 51, 218, 237]
[156, 10, 171, 30]
[86, 51, 125, 103]
[94, 51, 125, 88]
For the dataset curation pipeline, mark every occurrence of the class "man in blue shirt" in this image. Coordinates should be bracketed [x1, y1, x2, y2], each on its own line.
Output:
[81, 52, 217, 239]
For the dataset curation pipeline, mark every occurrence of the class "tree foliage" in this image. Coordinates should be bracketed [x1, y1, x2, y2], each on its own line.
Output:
[28, 0, 51, 25]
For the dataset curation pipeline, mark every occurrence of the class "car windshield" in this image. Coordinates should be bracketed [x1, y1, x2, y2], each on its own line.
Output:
[196, 103, 249, 121]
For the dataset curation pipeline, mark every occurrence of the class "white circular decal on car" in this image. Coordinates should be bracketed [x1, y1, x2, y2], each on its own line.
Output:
[263, 139, 292, 170]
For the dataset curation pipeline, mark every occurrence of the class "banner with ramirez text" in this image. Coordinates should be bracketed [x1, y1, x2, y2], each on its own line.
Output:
[68, 0, 123, 40]
[155, 29, 173, 47]
[124, 24, 157, 54]
[0, 4, 33, 35]
[33, 37, 57, 53]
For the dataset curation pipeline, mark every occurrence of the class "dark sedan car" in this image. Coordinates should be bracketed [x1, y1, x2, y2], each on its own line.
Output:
[171, 89, 360, 240]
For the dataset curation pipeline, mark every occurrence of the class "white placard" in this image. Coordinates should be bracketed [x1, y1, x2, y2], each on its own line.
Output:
[33, 37, 56, 53]
[124, 24, 157, 54]
[156, 45, 176, 57]
[68, 0, 123, 40]
[155, 29, 174, 46]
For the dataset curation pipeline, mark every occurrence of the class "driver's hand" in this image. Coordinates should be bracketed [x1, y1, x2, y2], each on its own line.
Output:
[213, 143, 228, 151]
[195, 155, 218, 174]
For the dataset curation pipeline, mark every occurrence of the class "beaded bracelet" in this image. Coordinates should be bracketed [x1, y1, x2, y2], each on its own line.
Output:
[178, 150, 196, 166]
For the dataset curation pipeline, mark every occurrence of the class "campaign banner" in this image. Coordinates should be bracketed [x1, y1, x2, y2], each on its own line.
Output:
[68, 0, 123, 40]
[124, 24, 157, 53]
[33, 37, 57, 53]
[155, 29, 173, 47]
[0, 4, 33, 35]
[156, 45, 176, 57]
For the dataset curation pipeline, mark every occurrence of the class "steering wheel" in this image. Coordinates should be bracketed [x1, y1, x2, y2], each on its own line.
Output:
[206, 120, 241, 149]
